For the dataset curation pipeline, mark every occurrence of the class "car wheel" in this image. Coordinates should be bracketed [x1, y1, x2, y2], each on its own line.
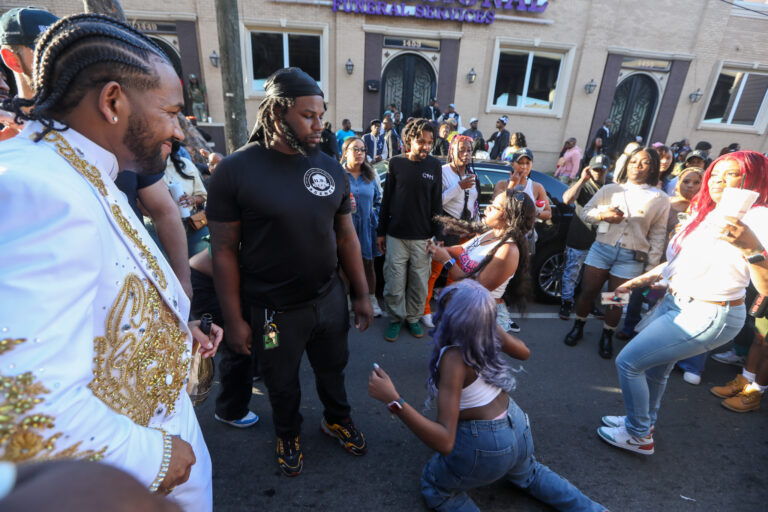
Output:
[532, 245, 565, 303]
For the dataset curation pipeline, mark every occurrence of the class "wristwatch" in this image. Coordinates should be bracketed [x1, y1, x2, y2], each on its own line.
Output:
[387, 397, 404, 413]
[443, 258, 456, 271]
[745, 248, 768, 264]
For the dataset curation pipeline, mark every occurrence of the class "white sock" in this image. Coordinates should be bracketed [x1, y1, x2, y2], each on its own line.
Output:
[603, 324, 616, 331]
[757, 383, 768, 394]
[743, 369, 757, 383]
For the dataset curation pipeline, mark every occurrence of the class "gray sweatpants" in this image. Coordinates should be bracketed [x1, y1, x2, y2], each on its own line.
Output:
[382, 235, 431, 323]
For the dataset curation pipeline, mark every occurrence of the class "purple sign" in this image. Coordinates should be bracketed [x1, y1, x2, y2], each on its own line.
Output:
[332, 0, 548, 25]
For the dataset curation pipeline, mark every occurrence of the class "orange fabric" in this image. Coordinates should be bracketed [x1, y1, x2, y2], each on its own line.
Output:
[424, 259, 455, 315]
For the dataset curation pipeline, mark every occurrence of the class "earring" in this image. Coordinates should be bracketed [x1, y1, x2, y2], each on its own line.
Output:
[112, 116, 118, 123]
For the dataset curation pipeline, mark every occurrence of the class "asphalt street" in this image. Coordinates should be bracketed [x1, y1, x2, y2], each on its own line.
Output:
[196, 303, 767, 512]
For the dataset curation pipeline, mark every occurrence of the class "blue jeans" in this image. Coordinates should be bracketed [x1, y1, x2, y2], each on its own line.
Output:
[561, 246, 588, 302]
[420, 401, 604, 512]
[615, 292, 746, 437]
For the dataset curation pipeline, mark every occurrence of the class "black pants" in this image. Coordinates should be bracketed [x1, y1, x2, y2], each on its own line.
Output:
[215, 276, 351, 436]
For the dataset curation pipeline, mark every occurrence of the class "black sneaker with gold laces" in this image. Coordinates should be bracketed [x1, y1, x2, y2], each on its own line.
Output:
[320, 417, 367, 455]
[276, 434, 303, 476]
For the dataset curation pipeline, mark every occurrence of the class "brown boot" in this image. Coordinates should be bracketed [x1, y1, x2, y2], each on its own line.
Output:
[710, 374, 749, 398]
[721, 388, 761, 413]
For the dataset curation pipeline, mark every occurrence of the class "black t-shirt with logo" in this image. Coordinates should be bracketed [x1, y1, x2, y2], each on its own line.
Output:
[206, 142, 351, 309]
[377, 154, 442, 240]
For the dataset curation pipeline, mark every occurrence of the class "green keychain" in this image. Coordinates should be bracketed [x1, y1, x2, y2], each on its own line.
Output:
[263, 310, 280, 350]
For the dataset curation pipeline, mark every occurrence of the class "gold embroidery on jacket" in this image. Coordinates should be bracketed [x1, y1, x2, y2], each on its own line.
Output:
[0, 339, 107, 462]
[42, 131, 168, 290]
[89, 274, 190, 427]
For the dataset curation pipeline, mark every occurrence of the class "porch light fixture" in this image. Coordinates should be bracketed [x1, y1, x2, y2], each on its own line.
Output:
[689, 88, 703, 103]
[467, 68, 477, 84]
[584, 79, 597, 94]
[345, 59, 354, 75]
[209, 51, 219, 68]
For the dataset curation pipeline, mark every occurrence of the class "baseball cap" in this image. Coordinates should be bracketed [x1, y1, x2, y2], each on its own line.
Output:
[449, 103, 455, 108]
[685, 149, 707, 162]
[512, 147, 533, 162]
[369, 118, 381, 126]
[498, 115, 508, 125]
[469, 117, 478, 124]
[589, 154, 610, 171]
[0, 7, 59, 48]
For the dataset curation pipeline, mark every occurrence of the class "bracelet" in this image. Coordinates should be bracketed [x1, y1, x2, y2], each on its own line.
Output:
[443, 258, 456, 271]
[149, 431, 173, 493]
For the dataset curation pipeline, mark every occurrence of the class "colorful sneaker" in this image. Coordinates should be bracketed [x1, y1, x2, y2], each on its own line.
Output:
[321, 417, 367, 455]
[407, 321, 424, 338]
[722, 388, 762, 413]
[601, 415, 655, 434]
[508, 320, 521, 333]
[711, 349, 746, 367]
[710, 374, 749, 398]
[276, 434, 303, 476]
[214, 410, 259, 428]
[385, 321, 401, 342]
[421, 313, 435, 329]
[597, 426, 654, 455]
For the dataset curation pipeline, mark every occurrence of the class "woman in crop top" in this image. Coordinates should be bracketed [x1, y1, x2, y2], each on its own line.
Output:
[368, 280, 605, 512]
[427, 188, 535, 332]
[597, 151, 768, 457]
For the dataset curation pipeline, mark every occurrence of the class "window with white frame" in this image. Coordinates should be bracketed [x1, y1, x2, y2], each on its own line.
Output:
[703, 69, 768, 127]
[492, 49, 563, 111]
[250, 31, 321, 92]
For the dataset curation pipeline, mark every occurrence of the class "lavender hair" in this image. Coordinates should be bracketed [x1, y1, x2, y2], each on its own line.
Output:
[425, 280, 517, 409]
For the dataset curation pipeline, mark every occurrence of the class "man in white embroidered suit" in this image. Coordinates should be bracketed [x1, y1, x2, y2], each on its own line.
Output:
[0, 15, 221, 511]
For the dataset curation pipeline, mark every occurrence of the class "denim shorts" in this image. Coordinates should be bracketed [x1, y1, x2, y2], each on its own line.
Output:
[584, 241, 644, 280]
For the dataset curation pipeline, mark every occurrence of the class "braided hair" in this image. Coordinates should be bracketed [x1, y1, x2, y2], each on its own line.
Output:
[400, 118, 435, 154]
[1, 14, 169, 139]
[251, 95, 297, 150]
[436, 188, 535, 311]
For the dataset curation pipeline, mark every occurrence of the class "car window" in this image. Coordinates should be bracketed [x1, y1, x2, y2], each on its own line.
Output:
[475, 169, 509, 207]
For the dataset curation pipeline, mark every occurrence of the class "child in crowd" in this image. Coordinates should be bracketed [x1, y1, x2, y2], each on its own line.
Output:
[368, 280, 605, 512]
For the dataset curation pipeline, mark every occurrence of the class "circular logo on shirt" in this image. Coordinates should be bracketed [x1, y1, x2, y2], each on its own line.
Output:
[303, 168, 335, 197]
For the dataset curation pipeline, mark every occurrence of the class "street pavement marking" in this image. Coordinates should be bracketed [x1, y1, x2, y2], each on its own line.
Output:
[509, 312, 562, 319]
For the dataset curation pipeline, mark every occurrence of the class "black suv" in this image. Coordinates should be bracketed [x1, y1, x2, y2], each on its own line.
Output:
[373, 158, 573, 303]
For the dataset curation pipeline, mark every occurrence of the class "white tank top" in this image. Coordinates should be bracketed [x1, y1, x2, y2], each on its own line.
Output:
[436, 346, 502, 410]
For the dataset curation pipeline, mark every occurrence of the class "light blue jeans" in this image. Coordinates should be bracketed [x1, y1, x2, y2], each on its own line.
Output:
[561, 246, 588, 302]
[420, 401, 604, 512]
[615, 292, 746, 437]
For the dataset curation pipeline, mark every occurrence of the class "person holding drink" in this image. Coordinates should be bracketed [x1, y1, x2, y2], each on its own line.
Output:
[597, 151, 768, 455]
[421, 135, 479, 329]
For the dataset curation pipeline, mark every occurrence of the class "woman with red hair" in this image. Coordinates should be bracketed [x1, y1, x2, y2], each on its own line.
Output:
[596, 151, 768, 455]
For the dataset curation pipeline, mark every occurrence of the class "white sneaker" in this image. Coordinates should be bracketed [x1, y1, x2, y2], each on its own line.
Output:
[597, 425, 654, 455]
[683, 371, 701, 385]
[711, 349, 746, 367]
[421, 314, 435, 329]
[508, 320, 521, 333]
[601, 415, 655, 434]
[215, 411, 260, 428]
[369, 295, 382, 317]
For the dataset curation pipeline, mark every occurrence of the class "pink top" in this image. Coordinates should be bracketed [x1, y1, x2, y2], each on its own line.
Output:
[555, 145, 583, 179]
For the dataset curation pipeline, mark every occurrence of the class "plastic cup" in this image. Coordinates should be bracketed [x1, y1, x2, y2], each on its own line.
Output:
[715, 188, 759, 220]
[168, 182, 191, 218]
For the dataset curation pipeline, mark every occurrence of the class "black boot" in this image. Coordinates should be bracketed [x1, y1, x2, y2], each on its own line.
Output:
[564, 319, 585, 346]
[599, 328, 614, 359]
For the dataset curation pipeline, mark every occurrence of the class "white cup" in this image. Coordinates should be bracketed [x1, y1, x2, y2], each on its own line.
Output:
[168, 182, 191, 218]
[715, 188, 759, 221]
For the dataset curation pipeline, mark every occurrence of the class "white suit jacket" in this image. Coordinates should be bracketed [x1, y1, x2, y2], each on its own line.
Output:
[0, 123, 198, 489]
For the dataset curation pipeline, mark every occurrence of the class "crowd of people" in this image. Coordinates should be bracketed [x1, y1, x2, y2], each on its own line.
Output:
[1, 8, 767, 512]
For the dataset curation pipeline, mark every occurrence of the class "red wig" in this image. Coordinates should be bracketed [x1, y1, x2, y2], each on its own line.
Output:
[675, 151, 768, 249]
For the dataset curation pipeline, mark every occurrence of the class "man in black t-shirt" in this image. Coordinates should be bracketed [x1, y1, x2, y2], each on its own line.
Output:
[559, 154, 609, 320]
[207, 68, 373, 477]
[376, 119, 442, 342]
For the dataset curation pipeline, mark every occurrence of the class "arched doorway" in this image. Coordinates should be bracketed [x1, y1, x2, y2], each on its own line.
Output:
[381, 54, 436, 119]
[607, 74, 659, 157]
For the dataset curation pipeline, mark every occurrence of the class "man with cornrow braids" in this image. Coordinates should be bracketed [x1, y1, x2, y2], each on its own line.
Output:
[206, 67, 373, 477]
[0, 14, 223, 510]
[376, 118, 443, 341]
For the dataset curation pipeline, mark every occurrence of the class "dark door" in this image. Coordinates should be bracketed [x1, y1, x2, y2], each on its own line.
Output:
[381, 54, 436, 119]
[608, 74, 659, 157]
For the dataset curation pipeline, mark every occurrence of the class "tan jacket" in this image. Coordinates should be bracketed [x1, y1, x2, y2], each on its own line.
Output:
[581, 183, 670, 269]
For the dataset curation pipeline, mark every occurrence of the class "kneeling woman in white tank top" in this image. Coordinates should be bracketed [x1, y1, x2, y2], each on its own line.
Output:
[368, 280, 605, 512]
[427, 188, 534, 331]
